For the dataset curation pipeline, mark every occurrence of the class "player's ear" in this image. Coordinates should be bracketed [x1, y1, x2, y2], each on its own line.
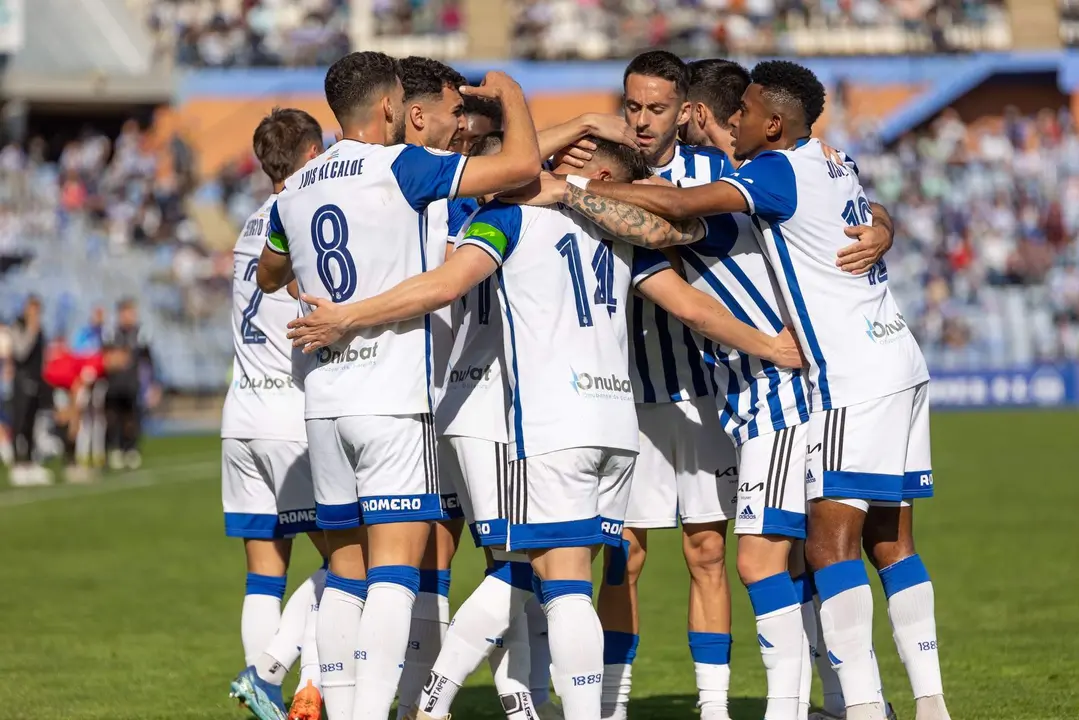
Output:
[676, 100, 691, 127]
[382, 95, 395, 124]
[767, 111, 783, 142]
[595, 168, 613, 182]
[408, 103, 424, 131]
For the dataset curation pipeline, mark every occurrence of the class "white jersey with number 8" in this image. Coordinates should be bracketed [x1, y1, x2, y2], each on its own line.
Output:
[267, 140, 467, 420]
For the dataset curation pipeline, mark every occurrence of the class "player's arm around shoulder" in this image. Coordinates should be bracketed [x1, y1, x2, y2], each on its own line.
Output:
[285, 204, 514, 353]
[637, 261, 805, 370]
[455, 72, 542, 198]
[257, 200, 294, 293]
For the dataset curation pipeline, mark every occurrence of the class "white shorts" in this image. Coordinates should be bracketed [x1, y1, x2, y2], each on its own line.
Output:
[221, 438, 317, 539]
[806, 382, 933, 512]
[502, 446, 636, 552]
[624, 396, 738, 528]
[734, 424, 808, 538]
[439, 435, 514, 547]
[306, 414, 445, 529]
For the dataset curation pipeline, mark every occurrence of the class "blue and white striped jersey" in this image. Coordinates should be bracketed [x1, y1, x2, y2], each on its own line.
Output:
[721, 139, 929, 411]
[631, 142, 730, 404]
[673, 213, 811, 446]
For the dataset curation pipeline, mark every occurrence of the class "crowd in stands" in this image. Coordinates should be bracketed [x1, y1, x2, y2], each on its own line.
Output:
[836, 104, 1079, 367]
[371, 0, 464, 36]
[511, 0, 1011, 60]
[147, 0, 350, 67]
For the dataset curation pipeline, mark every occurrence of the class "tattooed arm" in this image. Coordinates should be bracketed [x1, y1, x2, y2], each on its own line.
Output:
[561, 182, 706, 248]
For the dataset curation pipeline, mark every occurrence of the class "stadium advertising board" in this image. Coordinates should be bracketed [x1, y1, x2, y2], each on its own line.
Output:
[929, 364, 1079, 409]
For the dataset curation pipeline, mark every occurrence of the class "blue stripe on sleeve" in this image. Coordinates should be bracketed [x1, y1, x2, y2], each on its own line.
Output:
[391, 145, 466, 212]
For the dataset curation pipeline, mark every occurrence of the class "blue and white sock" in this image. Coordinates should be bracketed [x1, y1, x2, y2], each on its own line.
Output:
[792, 573, 816, 720]
[298, 566, 328, 690]
[419, 562, 534, 719]
[318, 573, 366, 720]
[600, 630, 638, 720]
[242, 572, 287, 665]
[815, 560, 881, 710]
[748, 573, 803, 720]
[261, 568, 326, 684]
[525, 592, 553, 706]
[880, 554, 944, 700]
[688, 632, 732, 720]
[397, 569, 452, 718]
[489, 605, 538, 720]
[542, 580, 603, 720]
[353, 565, 420, 720]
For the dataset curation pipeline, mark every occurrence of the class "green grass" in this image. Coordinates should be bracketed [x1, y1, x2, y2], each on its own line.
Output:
[1, 411, 1077, 719]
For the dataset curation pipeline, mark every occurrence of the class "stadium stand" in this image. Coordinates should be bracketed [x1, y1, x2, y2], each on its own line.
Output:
[510, 0, 1012, 59]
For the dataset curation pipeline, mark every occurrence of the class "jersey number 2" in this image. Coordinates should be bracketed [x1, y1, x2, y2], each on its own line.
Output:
[241, 258, 266, 345]
[841, 197, 888, 286]
[556, 233, 617, 328]
[312, 204, 358, 302]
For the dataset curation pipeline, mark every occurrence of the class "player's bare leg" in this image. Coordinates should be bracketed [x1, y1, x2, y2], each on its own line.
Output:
[863, 504, 949, 720]
[682, 522, 733, 720]
[318, 527, 368, 720]
[398, 520, 464, 719]
[531, 545, 604, 720]
[596, 528, 647, 720]
[352, 521, 431, 720]
[806, 500, 886, 720]
[737, 533, 801, 720]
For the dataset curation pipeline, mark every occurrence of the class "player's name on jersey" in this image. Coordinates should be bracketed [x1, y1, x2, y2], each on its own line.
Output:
[296, 158, 365, 190]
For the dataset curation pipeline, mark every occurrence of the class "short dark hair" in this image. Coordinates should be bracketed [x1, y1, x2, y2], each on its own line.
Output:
[253, 108, 324, 184]
[587, 136, 650, 183]
[324, 51, 401, 124]
[462, 95, 503, 129]
[399, 56, 467, 103]
[750, 60, 826, 129]
[623, 50, 689, 98]
[688, 59, 751, 128]
[471, 131, 503, 157]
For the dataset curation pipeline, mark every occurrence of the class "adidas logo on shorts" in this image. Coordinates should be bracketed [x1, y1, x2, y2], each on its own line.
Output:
[739, 505, 756, 521]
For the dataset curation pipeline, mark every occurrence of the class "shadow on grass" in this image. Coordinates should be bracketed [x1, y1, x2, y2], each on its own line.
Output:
[447, 687, 767, 718]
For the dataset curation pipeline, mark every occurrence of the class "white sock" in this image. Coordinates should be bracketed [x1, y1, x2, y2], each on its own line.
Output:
[688, 632, 731, 720]
[299, 565, 328, 690]
[600, 631, 638, 719]
[542, 581, 603, 720]
[815, 560, 881, 709]
[793, 574, 816, 720]
[397, 570, 451, 717]
[748, 573, 803, 720]
[880, 555, 944, 700]
[353, 566, 420, 720]
[242, 573, 287, 665]
[419, 564, 534, 717]
[261, 568, 325, 681]
[318, 574, 367, 720]
[489, 606, 537, 719]
[525, 593, 553, 706]
[811, 595, 846, 715]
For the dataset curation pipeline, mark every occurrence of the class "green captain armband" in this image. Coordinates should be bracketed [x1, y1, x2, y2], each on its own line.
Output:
[267, 230, 289, 254]
[464, 221, 508, 258]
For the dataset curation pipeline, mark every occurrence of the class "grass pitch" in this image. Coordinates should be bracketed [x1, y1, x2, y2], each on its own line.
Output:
[1, 411, 1077, 719]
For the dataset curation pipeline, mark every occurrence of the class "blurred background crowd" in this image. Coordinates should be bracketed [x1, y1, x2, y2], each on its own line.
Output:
[1, 0, 1077, 480]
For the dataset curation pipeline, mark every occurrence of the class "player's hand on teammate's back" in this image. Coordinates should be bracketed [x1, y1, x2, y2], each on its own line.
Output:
[836, 222, 893, 274]
[499, 171, 567, 206]
[769, 327, 808, 369]
[286, 295, 353, 353]
[460, 71, 523, 101]
[818, 141, 844, 164]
